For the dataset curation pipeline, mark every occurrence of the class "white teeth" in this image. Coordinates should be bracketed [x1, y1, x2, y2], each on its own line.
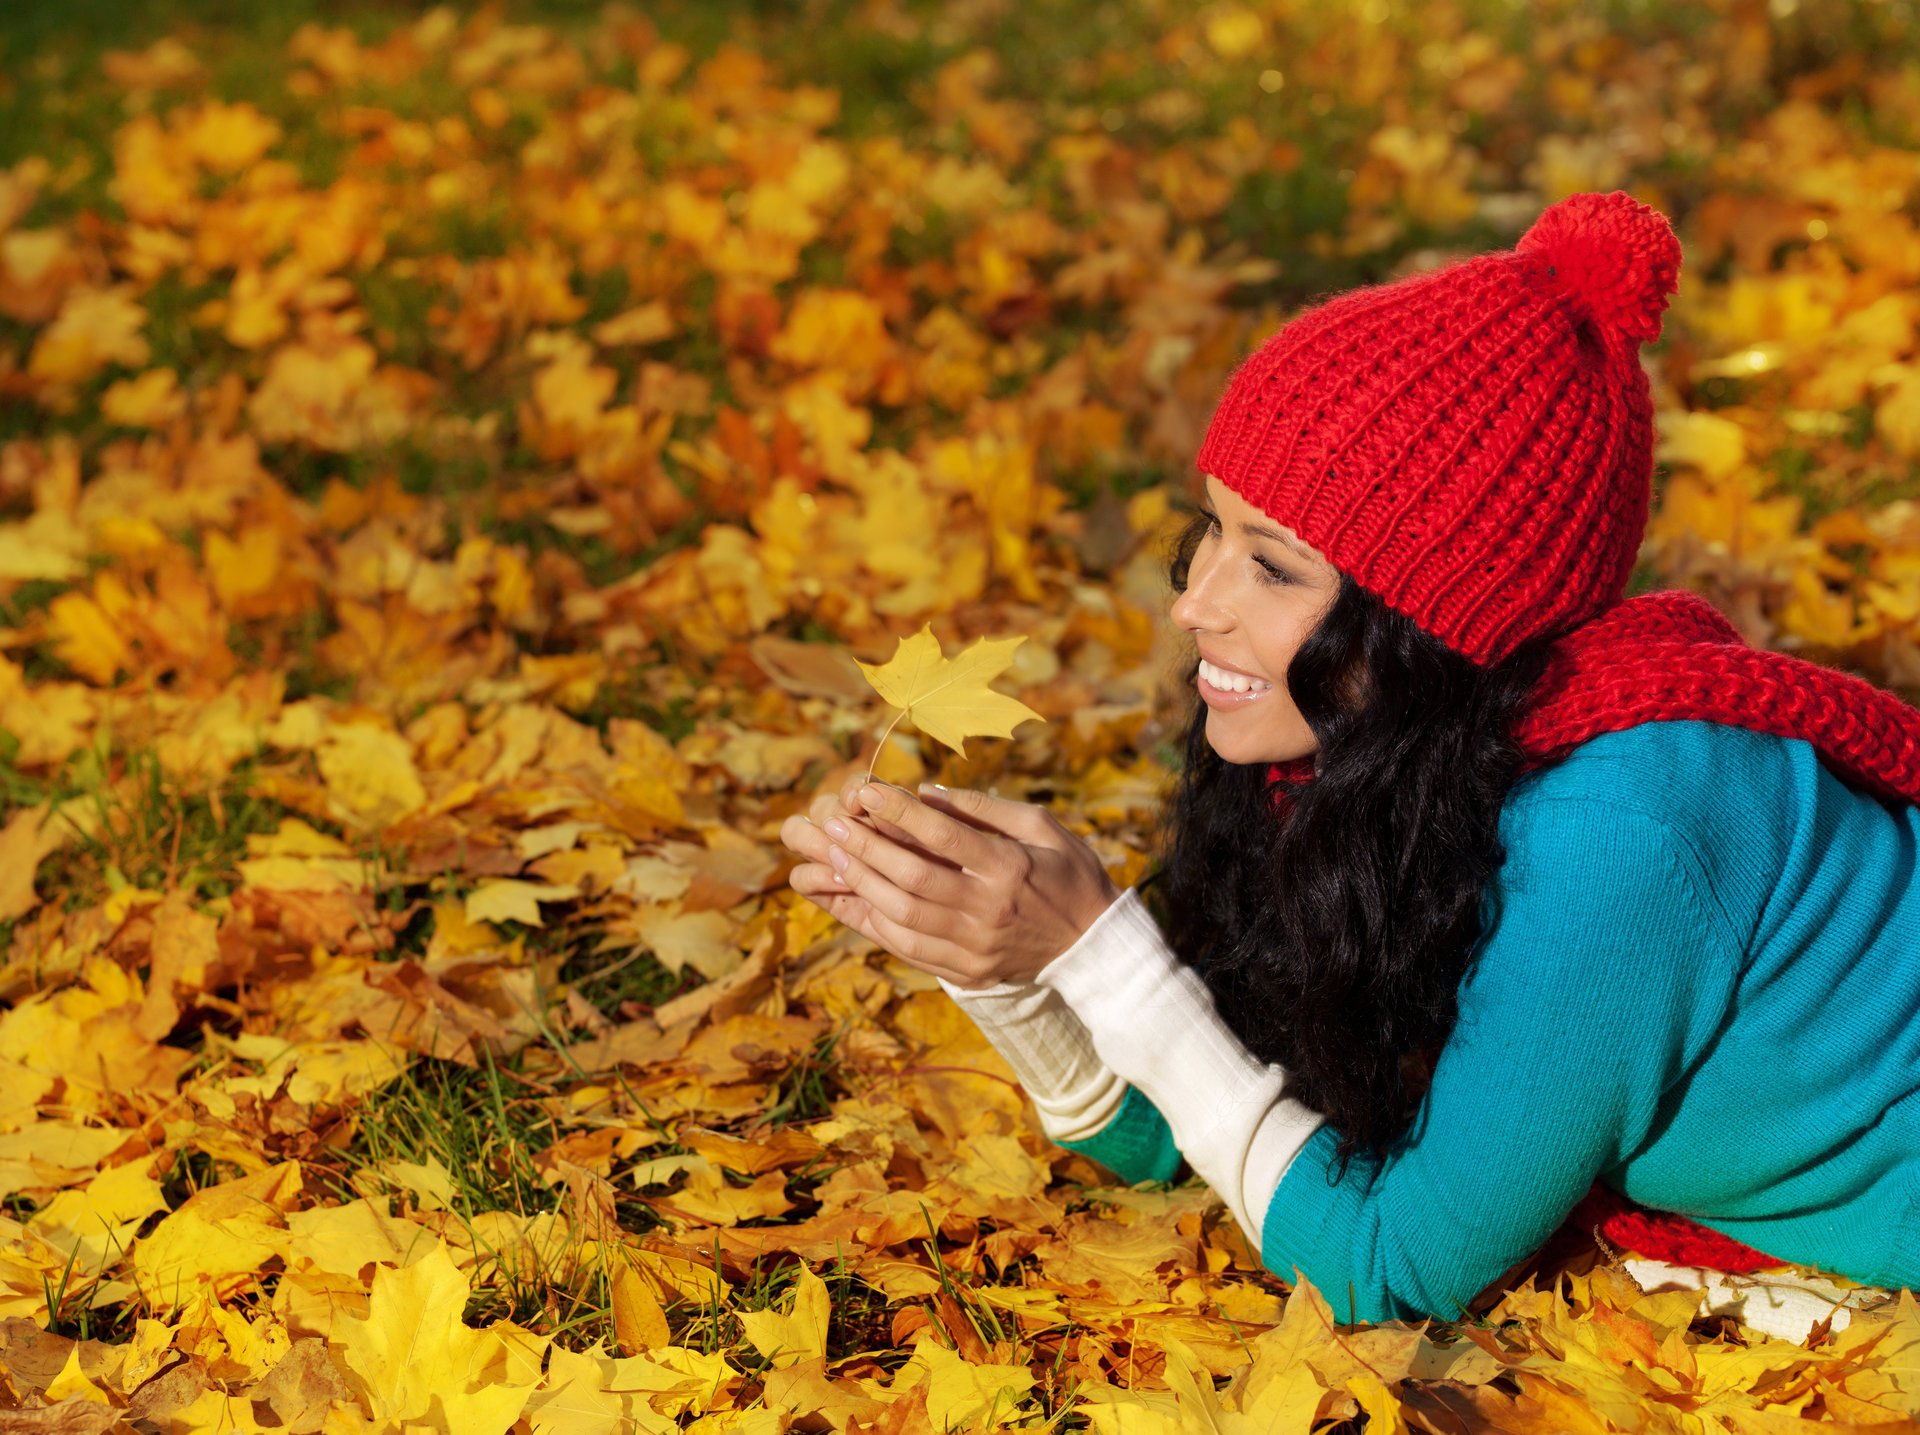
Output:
[1199, 658, 1272, 695]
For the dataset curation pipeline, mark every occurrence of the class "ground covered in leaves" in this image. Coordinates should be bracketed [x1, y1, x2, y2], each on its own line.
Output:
[3, 0, 1920, 1429]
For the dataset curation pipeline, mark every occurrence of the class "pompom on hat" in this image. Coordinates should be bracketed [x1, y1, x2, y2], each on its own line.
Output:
[1193, 189, 1683, 668]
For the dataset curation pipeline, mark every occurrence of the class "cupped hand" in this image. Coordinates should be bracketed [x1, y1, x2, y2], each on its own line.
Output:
[779, 777, 942, 942]
[778, 773, 1120, 990]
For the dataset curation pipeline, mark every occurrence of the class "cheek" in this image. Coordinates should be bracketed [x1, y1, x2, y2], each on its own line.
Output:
[1251, 616, 1313, 680]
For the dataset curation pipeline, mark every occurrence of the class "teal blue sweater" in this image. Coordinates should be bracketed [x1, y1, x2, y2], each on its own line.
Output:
[1060, 719, 1920, 1323]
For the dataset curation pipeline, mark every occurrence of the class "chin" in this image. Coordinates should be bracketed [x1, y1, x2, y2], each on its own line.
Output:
[1204, 714, 1309, 767]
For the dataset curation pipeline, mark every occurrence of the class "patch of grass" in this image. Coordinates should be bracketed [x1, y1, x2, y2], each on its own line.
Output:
[823, 1245, 899, 1362]
[480, 515, 630, 590]
[360, 269, 449, 374]
[225, 603, 349, 707]
[40, 1240, 147, 1345]
[350, 1049, 560, 1218]
[480, 501, 707, 592]
[9, 745, 289, 912]
[721, 1251, 833, 1377]
[887, 202, 961, 269]
[554, 928, 705, 1018]
[1053, 462, 1169, 513]
[1764, 440, 1920, 527]
[754, 1026, 847, 1129]
[1843, 399, 1878, 451]
[429, 198, 516, 264]
[566, 658, 699, 741]
[136, 272, 226, 378]
[576, 264, 634, 330]
[0, 576, 81, 628]
[154, 1146, 222, 1210]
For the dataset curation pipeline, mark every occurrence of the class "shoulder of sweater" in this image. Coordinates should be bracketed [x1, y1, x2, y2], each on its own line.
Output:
[1500, 719, 1806, 947]
[1503, 718, 1799, 829]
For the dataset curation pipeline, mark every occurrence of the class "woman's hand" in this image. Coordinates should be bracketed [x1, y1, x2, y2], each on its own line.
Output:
[778, 776, 1121, 990]
[779, 779, 932, 948]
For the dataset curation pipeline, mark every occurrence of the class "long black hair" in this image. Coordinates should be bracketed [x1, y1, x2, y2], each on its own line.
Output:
[1142, 507, 1558, 1178]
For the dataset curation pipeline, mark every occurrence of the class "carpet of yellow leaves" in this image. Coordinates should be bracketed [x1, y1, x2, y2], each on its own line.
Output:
[3, 0, 1920, 1429]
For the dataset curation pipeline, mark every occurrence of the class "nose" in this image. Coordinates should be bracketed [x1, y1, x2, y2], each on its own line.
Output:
[1169, 534, 1227, 634]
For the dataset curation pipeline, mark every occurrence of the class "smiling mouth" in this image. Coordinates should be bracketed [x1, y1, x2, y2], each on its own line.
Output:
[1197, 658, 1274, 695]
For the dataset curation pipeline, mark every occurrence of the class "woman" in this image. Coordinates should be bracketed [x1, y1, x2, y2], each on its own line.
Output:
[779, 190, 1920, 1324]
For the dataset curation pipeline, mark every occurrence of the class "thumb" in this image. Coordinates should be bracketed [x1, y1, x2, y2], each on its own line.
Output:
[917, 782, 1054, 844]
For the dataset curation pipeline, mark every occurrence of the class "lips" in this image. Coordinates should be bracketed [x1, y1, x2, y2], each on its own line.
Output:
[1196, 649, 1268, 682]
[1196, 659, 1274, 709]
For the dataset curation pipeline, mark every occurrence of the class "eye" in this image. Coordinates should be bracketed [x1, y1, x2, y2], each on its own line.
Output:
[1197, 509, 1291, 587]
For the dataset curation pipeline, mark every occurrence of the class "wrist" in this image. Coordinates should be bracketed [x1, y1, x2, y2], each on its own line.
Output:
[1074, 877, 1124, 945]
[1031, 880, 1129, 986]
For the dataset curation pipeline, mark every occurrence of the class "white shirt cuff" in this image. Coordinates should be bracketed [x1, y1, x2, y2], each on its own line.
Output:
[937, 966, 1127, 1143]
[1033, 886, 1326, 1241]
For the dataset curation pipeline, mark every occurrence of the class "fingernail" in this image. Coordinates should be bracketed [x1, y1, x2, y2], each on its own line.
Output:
[833, 870, 847, 885]
[824, 818, 850, 841]
[919, 782, 948, 795]
[828, 845, 849, 871]
[858, 785, 881, 808]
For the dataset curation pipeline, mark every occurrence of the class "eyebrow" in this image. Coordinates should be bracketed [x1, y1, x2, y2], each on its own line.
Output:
[1237, 519, 1316, 560]
[1200, 483, 1318, 563]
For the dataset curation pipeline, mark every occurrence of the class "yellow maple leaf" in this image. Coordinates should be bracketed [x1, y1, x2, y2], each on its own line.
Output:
[854, 623, 1044, 769]
[592, 300, 677, 347]
[737, 1261, 830, 1371]
[100, 366, 185, 426]
[0, 803, 71, 923]
[28, 285, 152, 388]
[464, 877, 583, 929]
[179, 99, 282, 172]
[334, 1240, 546, 1432]
[891, 1337, 1036, 1428]
[1876, 365, 1920, 459]
[611, 1256, 673, 1354]
[316, 722, 427, 829]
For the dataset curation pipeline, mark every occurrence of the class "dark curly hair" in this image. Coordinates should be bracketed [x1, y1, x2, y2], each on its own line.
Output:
[1140, 505, 1557, 1179]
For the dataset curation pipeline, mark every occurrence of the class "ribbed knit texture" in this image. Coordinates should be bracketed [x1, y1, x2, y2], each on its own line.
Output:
[1509, 588, 1920, 806]
[933, 974, 1128, 1144]
[1194, 190, 1682, 668]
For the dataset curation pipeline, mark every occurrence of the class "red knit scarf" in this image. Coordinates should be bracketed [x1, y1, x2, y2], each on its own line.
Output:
[1264, 588, 1920, 1275]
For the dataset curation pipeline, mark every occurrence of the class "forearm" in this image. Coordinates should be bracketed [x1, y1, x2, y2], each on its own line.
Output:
[936, 973, 1127, 1143]
[1030, 887, 1326, 1239]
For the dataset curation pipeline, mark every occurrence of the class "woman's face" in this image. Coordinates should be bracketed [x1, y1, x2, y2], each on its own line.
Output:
[1167, 473, 1343, 766]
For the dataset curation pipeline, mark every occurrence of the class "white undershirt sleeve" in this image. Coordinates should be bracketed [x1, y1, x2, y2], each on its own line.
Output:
[936, 972, 1128, 1143]
[1030, 886, 1328, 1243]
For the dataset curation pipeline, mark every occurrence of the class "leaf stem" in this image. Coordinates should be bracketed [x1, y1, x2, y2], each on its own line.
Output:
[864, 706, 908, 787]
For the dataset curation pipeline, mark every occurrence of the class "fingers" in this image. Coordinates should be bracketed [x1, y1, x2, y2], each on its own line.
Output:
[824, 824, 971, 937]
[847, 781, 1013, 876]
[791, 854, 975, 983]
[783, 803, 950, 894]
[912, 783, 1057, 846]
[836, 776, 937, 856]
[849, 896, 980, 984]
[789, 858, 869, 915]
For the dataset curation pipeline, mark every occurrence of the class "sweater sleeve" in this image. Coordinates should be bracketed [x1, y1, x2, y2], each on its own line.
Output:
[1257, 800, 1743, 1324]
[1031, 887, 1329, 1242]
[935, 971, 1128, 1143]
[937, 900, 1183, 1184]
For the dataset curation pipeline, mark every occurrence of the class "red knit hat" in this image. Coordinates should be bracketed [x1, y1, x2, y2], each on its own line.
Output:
[1194, 190, 1684, 668]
